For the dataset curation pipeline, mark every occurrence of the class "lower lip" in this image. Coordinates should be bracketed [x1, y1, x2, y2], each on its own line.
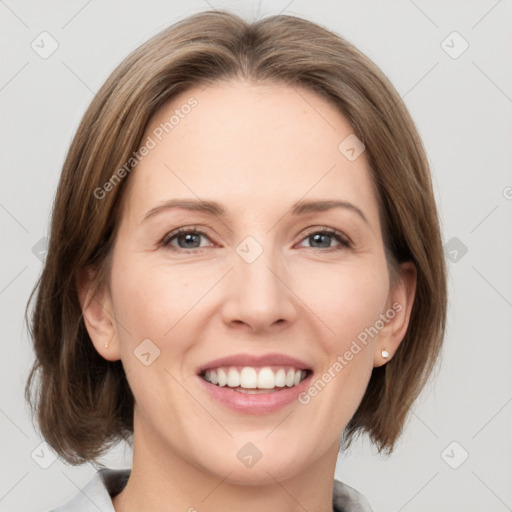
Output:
[197, 373, 313, 414]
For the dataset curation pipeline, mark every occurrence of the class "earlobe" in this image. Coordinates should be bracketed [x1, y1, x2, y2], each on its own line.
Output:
[76, 266, 121, 362]
[374, 261, 417, 367]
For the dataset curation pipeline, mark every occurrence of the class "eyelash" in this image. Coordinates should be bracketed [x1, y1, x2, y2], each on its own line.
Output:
[159, 225, 351, 253]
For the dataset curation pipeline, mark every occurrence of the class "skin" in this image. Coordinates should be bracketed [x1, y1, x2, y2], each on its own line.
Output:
[78, 80, 416, 512]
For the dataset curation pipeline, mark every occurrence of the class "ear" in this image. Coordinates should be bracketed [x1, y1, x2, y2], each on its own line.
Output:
[76, 266, 121, 362]
[373, 261, 417, 367]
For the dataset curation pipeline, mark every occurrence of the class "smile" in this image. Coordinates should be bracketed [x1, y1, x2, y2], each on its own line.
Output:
[201, 366, 310, 393]
[196, 352, 314, 413]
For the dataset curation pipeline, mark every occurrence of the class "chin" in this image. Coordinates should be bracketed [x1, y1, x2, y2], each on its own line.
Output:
[195, 444, 312, 487]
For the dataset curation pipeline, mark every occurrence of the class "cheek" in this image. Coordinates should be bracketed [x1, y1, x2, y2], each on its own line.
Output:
[293, 263, 387, 439]
[296, 257, 390, 349]
[293, 258, 387, 414]
[109, 254, 213, 343]
[108, 256, 202, 412]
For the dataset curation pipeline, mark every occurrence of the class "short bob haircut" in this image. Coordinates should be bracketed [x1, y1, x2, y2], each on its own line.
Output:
[25, 10, 447, 465]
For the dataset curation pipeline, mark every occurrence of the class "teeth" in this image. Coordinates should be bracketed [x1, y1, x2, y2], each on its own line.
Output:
[209, 370, 218, 385]
[275, 368, 286, 387]
[257, 367, 275, 389]
[217, 368, 227, 387]
[285, 369, 295, 387]
[240, 367, 257, 388]
[227, 368, 240, 387]
[202, 366, 308, 390]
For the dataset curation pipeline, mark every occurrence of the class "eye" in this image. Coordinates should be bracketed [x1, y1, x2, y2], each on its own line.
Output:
[160, 226, 351, 253]
[160, 227, 214, 252]
[297, 228, 351, 252]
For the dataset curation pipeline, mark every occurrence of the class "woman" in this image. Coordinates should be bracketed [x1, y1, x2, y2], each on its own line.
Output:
[25, 9, 447, 512]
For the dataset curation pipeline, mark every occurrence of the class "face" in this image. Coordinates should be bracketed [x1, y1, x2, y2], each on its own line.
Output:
[83, 80, 415, 484]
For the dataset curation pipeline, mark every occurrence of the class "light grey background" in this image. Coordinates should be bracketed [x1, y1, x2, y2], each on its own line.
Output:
[1, 1, 511, 511]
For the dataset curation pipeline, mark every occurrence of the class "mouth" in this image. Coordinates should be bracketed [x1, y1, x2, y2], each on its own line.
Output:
[199, 365, 312, 394]
[196, 353, 314, 414]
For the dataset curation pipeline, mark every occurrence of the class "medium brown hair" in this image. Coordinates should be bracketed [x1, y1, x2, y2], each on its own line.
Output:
[25, 10, 447, 464]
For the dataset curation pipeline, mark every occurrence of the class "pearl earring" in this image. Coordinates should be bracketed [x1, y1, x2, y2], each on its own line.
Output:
[104, 341, 109, 349]
[381, 348, 389, 358]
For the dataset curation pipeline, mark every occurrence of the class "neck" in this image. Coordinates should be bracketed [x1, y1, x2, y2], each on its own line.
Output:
[112, 415, 338, 512]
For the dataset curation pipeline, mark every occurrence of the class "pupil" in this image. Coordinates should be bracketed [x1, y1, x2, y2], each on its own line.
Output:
[180, 233, 200, 248]
[311, 233, 330, 248]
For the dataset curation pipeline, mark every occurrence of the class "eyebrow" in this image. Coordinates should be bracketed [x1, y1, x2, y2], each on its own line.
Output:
[141, 198, 369, 226]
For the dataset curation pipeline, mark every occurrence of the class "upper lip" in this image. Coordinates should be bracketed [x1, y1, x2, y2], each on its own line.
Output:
[197, 353, 312, 374]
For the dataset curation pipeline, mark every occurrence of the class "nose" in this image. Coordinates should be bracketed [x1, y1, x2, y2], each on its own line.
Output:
[220, 240, 298, 334]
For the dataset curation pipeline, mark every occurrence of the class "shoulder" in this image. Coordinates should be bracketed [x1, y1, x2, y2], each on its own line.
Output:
[48, 468, 130, 512]
[332, 479, 373, 512]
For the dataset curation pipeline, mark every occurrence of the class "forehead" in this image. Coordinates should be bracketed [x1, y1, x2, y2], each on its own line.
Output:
[121, 79, 380, 228]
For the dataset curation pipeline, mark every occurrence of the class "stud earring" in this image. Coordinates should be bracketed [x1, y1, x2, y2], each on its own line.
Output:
[381, 348, 389, 359]
[104, 341, 109, 349]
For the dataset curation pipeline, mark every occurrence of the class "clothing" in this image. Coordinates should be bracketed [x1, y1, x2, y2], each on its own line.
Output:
[49, 468, 373, 512]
